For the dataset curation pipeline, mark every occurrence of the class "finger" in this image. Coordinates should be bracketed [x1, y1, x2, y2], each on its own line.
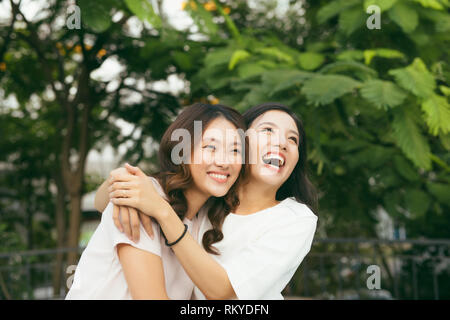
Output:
[108, 181, 133, 192]
[109, 172, 136, 184]
[110, 189, 135, 199]
[108, 168, 128, 183]
[120, 206, 133, 241]
[128, 207, 140, 243]
[112, 204, 123, 233]
[111, 197, 135, 207]
[125, 163, 146, 177]
[139, 213, 154, 239]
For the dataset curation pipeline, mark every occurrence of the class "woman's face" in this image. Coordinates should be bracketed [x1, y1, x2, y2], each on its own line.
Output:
[189, 117, 243, 198]
[247, 110, 300, 189]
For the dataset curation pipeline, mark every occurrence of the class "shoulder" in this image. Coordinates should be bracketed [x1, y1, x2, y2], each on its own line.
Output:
[275, 198, 318, 225]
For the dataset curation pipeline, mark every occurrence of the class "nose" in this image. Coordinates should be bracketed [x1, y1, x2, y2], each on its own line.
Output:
[213, 150, 230, 168]
[273, 132, 287, 151]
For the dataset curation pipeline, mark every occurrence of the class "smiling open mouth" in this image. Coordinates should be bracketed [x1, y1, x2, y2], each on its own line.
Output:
[262, 152, 285, 170]
[207, 172, 230, 183]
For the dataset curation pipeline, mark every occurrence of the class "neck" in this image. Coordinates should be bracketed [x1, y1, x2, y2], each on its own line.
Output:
[183, 187, 209, 220]
[235, 177, 279, 215]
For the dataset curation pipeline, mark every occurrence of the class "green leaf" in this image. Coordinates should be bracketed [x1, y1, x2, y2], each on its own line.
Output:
[389, 58, 436, 98]
[348, 145, 395, 169]
[78, 0, 113, 32]
[404, 188, 431, 218]
[426, 182, 450, 206]
[419, 8, 450, 32]
[268, 70, 315, 95]
[388, 1, 419, 33]
[337, 50, 365, 61]
[316, 0, 361, 24]
[319, 61, 378, 79]
[124, 0, 161, 27]
[236, 86, 271, 111]
[298, 52, 325, 71]
[383, 191, 403, 217]
[204, 48, 235, 68]
[339, 7, 366, 36]
[391, 106, 432, 170]
[237, 63, 267, 79]
[440, 85, 450, 96]
[413, 0, 444, 10]
[440, 133, 450, 151]
[301, 75, 361, 106]
[228, 50, 251, 70]
[363, 48, 405, 64]
[360, 80, 408, 109]
[364, 0, 398, 11]
[255, 47, 295, 64]
[421, 94, 450, 135]
[394, 155, 420, 181]
[172, 51, 192, 70]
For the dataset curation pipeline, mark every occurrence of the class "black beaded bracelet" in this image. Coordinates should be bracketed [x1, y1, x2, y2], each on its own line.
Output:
[161, 223, 188, 247]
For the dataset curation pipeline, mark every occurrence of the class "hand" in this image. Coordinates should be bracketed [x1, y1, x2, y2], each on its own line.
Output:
[108, 163, 171, 222]
[107, 165, 154, 241]
[112, 205, 155, 242]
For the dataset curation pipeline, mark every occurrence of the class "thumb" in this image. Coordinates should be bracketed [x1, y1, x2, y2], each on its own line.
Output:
[125, 163, 146, 177]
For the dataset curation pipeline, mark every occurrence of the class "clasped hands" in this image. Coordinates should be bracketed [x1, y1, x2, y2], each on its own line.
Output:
[107, 163, 170, 243]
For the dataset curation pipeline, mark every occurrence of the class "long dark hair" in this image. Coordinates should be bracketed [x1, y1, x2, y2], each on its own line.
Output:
[154, 103, 247, 255]
[242, 102, 318, 214]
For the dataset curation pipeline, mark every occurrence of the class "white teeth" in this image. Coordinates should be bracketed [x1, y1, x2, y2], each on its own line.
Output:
[209, 173, 228, 180]
[263, 153, 285, 166]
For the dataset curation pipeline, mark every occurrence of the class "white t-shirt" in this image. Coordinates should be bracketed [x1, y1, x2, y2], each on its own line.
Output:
[192, 197, 318, 300]
[65, 177, 200, 300]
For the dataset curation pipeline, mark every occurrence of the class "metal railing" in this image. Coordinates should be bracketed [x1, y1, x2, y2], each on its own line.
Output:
[284, 238, 450, 299]
[1, 238, 449, 300]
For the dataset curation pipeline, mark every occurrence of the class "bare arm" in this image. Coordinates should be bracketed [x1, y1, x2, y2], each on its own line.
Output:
[117, 243, 169, 300]
[94, 179, 109, 213]
[158, 208, 236, 300]
[110, 164, 236, 299]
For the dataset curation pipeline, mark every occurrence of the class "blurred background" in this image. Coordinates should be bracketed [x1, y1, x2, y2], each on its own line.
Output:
[0, 0, 449, 300]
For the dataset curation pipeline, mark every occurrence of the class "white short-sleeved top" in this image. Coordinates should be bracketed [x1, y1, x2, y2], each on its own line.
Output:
[192, 197, 318, 300]
[65, 177, 200, 300]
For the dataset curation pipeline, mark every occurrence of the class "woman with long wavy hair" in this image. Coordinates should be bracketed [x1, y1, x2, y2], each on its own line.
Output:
[66, 103, 247, 299]
[102, 102, 318, 299]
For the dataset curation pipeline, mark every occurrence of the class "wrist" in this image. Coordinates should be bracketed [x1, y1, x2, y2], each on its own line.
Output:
[154, 201, 172, 222]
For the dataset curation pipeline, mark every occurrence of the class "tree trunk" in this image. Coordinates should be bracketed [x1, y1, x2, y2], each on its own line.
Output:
[52, 173, 66, 298]
[66, 193, 82, 272]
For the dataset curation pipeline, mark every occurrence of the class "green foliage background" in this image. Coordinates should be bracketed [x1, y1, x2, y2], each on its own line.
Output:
[0, 0, 449, 299]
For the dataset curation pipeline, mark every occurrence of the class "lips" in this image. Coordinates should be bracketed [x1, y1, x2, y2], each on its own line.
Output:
[207, 171, 230, 183]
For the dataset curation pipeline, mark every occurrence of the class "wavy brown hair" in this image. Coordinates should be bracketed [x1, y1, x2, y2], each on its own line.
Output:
[153, 103, 247, 255]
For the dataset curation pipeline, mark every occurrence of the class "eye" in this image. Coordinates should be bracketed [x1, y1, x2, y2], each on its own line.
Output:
[203, 145, 216, 151]
[289, 136, 298, 144]
[262, 127, 273, 133]
[232, 148, 241, 154]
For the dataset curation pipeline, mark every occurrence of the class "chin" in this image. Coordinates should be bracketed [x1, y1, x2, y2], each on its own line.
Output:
[208, 188, 229, 197]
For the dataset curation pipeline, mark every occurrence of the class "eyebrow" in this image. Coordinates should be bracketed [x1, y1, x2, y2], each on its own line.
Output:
[203, 137, 242, 147]
[257, 121, 300, 137]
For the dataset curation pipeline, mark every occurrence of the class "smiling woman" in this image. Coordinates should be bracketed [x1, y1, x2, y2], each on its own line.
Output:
[93, 102, 318, 300]
[65, 103, 247, 299]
